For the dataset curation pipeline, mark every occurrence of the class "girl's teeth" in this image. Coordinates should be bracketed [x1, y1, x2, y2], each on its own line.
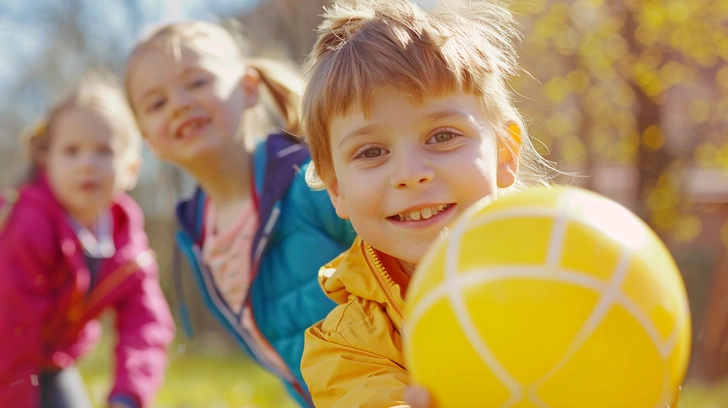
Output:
[410, 211, 421, 221]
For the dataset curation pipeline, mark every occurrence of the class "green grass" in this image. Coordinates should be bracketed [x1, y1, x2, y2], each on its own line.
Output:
[679, 378, 728, 408]
[77, 323, 728, 407]
[77, 328, 297, 408]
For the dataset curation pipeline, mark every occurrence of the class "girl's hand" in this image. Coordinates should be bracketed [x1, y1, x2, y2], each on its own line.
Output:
[404, 385, 432, 408]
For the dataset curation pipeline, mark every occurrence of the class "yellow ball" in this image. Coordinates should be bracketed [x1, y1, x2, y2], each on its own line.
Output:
[404, 187, 691, 408]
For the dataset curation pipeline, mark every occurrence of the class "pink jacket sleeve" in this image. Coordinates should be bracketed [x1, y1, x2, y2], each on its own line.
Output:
[110, 257, 175, 408]
[0, 206, 58, 406]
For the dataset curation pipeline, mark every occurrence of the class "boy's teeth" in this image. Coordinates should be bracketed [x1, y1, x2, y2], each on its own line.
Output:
[396, 205, 449, 221]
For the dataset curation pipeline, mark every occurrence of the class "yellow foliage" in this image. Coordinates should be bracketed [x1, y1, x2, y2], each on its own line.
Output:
[720, 144, 728, 169]
[642, 125, 664, 151]
[635, 24, 659, 46]
[613, 110, 637, 134]
[616, 84, 636, 108]
[546, 112, 573, 135]
[660, 61, 687, 86]
[615, 136, 640, 164]
[561, 135, 587, 164]
[694, 143, 720, 168]
[567, 70, 590, 93]
[545, 77, 570, 103]
[640, 1, 667, 29]
[641, 46, 664, 68]
[671, 215, 702, 242]
[604, 35, 629, 61]
[589, 126, 611, 153]
[688, 100, 710, 123]
[666, 0, 692, 24]
[555, 28, 581, 56]
[511, 0, 547, 14]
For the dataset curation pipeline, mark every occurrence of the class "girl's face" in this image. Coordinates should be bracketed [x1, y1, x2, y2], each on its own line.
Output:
[127, 41, 257, 166]
[45, 107, 129, 225]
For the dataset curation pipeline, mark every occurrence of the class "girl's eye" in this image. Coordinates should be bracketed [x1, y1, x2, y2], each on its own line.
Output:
[146, 98, 166, 112]
[354, 145, 388, 160]
[190, 77, 209, 88]
[64, 145, 79, 157]
[97, 145, 114, 156]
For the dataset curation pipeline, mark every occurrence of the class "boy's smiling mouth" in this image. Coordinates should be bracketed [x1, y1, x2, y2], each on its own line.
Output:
[388, 203, 455, 222]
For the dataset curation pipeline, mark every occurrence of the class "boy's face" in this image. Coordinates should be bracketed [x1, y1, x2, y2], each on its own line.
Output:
[326, 87, 518, 268]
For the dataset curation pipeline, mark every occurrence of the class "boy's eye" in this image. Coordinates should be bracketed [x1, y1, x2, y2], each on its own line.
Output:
[355, 145, 388, 159]
[428, 130, 456, 144]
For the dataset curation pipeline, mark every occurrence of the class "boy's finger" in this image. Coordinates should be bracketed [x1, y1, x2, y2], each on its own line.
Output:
[404, 385, 432, 408]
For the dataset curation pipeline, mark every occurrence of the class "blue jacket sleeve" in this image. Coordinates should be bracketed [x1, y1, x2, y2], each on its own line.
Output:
[294, 162, 356, 249]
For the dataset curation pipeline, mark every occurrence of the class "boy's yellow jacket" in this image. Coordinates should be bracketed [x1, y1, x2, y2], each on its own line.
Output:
[301, 237, 411, 408]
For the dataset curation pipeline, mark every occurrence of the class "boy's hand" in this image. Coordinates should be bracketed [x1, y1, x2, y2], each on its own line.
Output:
[404, 385, 432, 408]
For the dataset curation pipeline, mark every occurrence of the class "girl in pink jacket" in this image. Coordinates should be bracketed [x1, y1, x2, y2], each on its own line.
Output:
[0, 75, 175, 408]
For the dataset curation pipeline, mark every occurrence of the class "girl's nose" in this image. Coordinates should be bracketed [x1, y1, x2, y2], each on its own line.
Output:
[171, 89, 193, 118]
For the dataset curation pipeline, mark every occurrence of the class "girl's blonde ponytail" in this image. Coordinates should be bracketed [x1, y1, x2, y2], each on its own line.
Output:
[247, 58, 302, 135]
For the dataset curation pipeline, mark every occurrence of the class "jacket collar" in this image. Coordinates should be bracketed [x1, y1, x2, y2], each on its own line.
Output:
[319, 237, 408, 319]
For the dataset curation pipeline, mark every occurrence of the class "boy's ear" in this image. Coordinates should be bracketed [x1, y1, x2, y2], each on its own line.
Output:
[325, 178, 350, 220]
[496, 123, 522, 189]
[120, 152, 142, 191]
[241, 67, 260, 109]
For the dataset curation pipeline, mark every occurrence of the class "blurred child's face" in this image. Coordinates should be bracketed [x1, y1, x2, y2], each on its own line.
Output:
[45, 107, 126, 225]
[326, 87, 518, 270]
[127, 41, 255, 165]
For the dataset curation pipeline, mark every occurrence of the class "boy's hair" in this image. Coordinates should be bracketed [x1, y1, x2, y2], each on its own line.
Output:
[21, 72, 141, 183]
[302, 0, 555, 190]
[124, 21, 302, 139]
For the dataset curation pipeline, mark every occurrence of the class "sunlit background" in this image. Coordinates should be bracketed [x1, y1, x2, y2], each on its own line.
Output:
[1, 0, 727, 407]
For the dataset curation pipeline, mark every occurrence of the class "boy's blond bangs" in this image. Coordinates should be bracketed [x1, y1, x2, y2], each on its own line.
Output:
[302, 0, 523, 187]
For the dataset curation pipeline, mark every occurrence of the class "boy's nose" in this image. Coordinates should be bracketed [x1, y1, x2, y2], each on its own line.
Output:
[390, 151, 435, 189]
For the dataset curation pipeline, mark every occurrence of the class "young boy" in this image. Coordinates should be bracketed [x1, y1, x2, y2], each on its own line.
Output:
[299, 0, 553, 407]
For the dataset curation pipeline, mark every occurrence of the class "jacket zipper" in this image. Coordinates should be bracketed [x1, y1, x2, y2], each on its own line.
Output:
[67, 250, 155, 326]
[363, 242, 404, 320]
[247, 205, 314, 406]
[194, 205, 313, 406]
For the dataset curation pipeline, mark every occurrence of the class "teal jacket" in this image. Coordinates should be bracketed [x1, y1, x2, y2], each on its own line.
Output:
[174, 134, 355, 406]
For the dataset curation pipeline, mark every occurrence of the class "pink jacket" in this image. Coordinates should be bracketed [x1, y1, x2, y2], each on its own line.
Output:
[0, 177, 175, 408]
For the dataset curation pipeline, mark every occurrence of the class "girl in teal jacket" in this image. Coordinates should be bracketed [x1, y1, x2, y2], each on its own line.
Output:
[124, 22, 355, 406]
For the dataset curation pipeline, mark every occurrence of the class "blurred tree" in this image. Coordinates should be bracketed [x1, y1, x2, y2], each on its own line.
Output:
[511, 0, 728, 382]
[512, 0, 727, 234]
